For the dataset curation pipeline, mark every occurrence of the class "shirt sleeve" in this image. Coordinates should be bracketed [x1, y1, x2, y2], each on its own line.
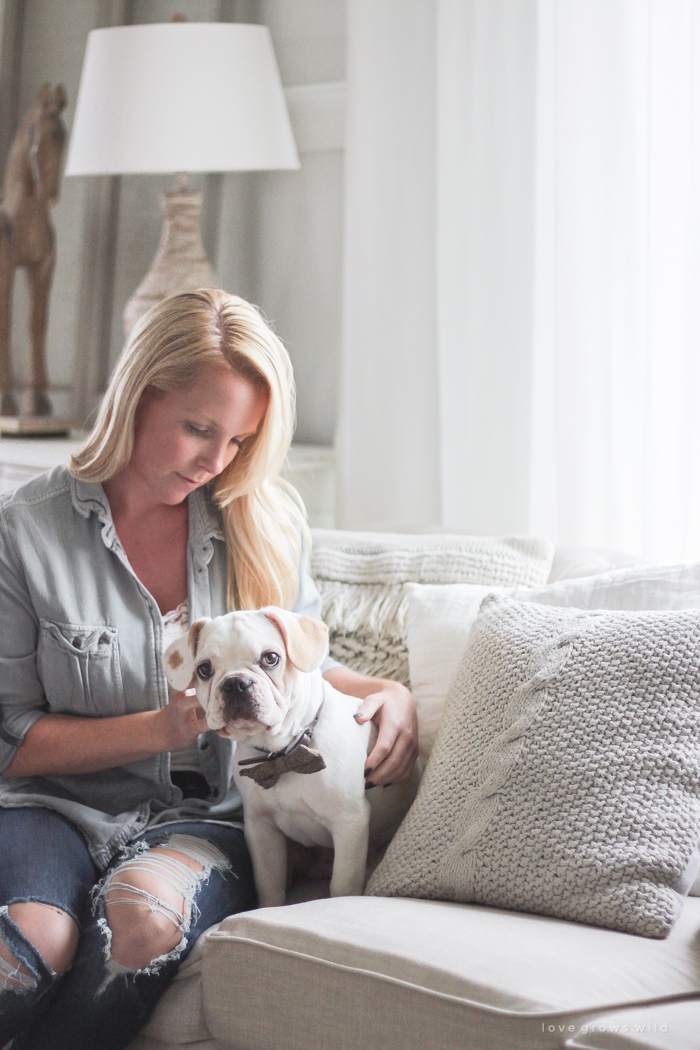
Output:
[0, 510, 47, 771]
[292, 527, 342, 674]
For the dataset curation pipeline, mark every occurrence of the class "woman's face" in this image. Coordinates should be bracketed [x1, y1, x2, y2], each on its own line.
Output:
[129, 363, 269, 506]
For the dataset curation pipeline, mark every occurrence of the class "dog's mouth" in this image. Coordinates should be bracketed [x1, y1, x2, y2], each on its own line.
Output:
[216, 718, 274, 738]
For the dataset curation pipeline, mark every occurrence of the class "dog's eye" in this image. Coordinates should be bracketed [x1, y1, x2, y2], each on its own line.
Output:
[196, 660, 214, 680]
[261, 651, 280, 668]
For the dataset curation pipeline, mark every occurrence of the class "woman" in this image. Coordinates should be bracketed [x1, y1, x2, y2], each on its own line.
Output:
[0, 290, 418, 1049]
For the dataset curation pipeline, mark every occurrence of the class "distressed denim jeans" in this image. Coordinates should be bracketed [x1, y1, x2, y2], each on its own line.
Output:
[0, 807, 256, 1049]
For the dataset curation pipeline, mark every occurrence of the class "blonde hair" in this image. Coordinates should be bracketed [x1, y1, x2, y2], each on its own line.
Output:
[70, 289, 309, 611]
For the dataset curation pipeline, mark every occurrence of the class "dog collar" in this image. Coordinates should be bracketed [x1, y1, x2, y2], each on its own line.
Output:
[237, 689, 327, 790]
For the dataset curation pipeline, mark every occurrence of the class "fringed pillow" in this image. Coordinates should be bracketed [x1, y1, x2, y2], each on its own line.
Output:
[310, 530, 554, 684]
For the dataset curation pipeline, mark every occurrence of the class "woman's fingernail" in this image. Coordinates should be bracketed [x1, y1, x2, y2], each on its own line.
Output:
[354, 713, 364, 721]
[364, 768, 373, 777]
[365, 782, 375, 791]
[383, 783, 393, 789]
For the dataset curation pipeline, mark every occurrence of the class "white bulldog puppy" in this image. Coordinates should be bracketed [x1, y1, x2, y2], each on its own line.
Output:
[163, 607, 419, 907]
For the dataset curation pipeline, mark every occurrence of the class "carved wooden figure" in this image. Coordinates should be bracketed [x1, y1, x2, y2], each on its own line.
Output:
[0, 84, 67, 417]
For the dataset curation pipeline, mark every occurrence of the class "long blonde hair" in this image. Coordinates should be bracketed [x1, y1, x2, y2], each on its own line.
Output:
[70, 289, 309, 610]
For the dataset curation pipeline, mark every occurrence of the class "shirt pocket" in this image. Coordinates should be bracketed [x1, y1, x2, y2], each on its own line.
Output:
[37, 620, 126, 716]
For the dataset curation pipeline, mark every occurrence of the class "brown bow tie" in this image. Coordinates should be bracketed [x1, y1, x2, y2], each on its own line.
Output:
[238, 744, 326, 790]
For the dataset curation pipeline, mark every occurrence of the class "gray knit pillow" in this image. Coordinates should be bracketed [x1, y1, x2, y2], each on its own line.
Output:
[367, 595, 700, 938]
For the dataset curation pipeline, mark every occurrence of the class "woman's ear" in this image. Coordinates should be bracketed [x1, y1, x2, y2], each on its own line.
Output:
[262, 608, 329, 673]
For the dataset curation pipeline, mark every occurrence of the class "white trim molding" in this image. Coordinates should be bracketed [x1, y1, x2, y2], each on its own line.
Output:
[284, 81, 346, 154]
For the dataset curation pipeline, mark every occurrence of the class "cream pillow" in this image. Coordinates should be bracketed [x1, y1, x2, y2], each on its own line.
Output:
[405, 582, 513, 761]
[369, 595, 700, 938]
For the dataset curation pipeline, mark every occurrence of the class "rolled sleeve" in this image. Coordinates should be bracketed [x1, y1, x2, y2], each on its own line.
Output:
[0, 512, 47, 771]
[292, 528, 342, 675]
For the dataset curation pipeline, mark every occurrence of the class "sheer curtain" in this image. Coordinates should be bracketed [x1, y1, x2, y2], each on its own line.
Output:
[337, 0, 700, 561]
[530, 0, 700, 561]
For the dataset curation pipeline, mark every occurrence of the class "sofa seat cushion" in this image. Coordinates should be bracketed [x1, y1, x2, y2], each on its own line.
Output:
[136, 926, 213, 1045]
[565, 1000, 700, 1049]
[200, 896, 700, 1050]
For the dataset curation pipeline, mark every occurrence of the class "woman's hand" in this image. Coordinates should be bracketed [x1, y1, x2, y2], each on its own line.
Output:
[3, 687, 207, 778]
[322, 667, 419, 787]
[354, 681, 418, 786]
[157, 685, 207, 751]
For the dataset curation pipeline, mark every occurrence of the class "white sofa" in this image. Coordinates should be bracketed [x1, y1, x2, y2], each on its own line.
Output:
[128, 537, 700, 1050]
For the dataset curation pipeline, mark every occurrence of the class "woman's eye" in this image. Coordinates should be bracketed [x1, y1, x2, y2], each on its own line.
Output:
[261, 652, 280, 668]
[196, 660, 214, 680]
[187, 423, 208, 436]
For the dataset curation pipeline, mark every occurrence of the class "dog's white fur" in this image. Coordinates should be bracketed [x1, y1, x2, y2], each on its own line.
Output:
[163, 608, 418, 907]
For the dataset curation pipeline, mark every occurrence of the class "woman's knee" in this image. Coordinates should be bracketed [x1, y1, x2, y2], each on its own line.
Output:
[0, 901, 79, 984]
[99, 836, 228, 972]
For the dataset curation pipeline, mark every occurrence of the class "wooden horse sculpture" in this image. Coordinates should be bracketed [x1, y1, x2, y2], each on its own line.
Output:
[0, 84, 67, 417]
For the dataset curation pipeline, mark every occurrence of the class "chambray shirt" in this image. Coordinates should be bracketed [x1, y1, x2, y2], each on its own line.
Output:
[0, 466, 333, 870]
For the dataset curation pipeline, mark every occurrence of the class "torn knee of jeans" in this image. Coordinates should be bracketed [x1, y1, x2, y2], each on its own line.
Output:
[93, 833, 230, 985]
[0, 905, 51, 994]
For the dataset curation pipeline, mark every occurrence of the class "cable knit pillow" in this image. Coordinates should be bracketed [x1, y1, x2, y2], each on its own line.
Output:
[310, 530, 554, 685]
[368, 595, 700, 938]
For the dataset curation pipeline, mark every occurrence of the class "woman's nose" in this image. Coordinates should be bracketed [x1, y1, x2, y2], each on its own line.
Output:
[198, 441, 229, 476]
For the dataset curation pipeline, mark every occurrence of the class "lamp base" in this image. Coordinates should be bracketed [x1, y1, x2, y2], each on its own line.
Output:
[123, 186, 218, 336]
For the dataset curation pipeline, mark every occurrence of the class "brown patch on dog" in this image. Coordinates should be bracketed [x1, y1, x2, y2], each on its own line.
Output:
[189, 618, 209, 655]
[167, 650, 184, 669]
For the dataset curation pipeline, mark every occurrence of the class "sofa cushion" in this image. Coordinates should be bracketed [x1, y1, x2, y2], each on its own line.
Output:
[565, 1000, 700, 1049]
[200, 895, 700, 1050]
[310, 528, 554, 685]
[547, 546, 640, 583]
[138, 927, 213, 1044]
[371, 596, 700, 937]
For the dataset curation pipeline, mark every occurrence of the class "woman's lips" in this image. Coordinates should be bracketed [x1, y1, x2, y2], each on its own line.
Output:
[177, 472, 208, 486]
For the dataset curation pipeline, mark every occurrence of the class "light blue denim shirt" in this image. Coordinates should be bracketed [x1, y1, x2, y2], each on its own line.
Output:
[0, 465, 334, 870]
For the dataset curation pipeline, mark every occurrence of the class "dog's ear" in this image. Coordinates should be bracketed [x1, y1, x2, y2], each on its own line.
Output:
[262, 608, 329, 673]
[189, 617, 211, 656]
[163, 617, 212, 691]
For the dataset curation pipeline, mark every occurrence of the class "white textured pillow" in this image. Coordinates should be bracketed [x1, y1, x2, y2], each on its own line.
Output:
[369, 595, 700, 938]
[311, 529, 554, 685]
[406, 582, 513, 761]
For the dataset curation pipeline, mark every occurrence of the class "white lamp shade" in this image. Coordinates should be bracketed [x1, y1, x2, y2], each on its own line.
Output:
[65, 22, 299, 175]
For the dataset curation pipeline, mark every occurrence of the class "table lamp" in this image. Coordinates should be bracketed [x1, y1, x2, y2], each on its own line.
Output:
[65, 21, 299, 335]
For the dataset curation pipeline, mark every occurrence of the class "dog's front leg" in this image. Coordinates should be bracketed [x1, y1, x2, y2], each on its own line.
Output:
[245, 817, 288, 908]
[330, 813, 370, 897]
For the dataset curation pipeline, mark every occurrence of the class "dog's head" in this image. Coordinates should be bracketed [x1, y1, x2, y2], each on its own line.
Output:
[162, 608, 329, 739]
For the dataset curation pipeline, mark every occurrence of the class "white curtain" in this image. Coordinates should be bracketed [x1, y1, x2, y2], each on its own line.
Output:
[337, 0, 700, 562]
[336, 0, 440, 530]
[530, 0, 700, 561]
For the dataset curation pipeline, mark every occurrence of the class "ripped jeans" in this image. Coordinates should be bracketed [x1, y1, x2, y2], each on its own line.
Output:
[0, 807, 256, 1050]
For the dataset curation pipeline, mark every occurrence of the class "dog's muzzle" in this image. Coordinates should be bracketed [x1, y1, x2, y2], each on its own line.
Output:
[220, 675, 256, 722]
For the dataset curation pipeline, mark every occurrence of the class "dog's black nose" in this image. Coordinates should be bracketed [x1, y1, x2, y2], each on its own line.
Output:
[220, 675, 255, 722]
[220, 675, 254, 699]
